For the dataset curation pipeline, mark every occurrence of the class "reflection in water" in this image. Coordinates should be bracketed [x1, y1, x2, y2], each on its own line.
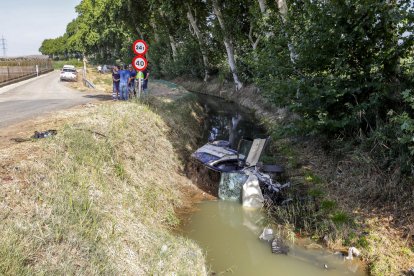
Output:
[197, 94, 266, 149]
[183, 201, 366, 276]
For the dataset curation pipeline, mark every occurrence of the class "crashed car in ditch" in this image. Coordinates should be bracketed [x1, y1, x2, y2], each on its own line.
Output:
[191, 137, 283, 174]
[192, 137, 289, 208]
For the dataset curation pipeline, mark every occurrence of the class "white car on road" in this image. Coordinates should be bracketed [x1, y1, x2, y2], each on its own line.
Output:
[60, 65, 78, 82]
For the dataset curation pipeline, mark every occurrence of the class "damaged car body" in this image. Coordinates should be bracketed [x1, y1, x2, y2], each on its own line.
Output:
[192, 137, 289, 208]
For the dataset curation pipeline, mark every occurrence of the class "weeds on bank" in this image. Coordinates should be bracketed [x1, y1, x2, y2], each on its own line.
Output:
[262, 134, 365, 247]
[0, 101, 206, 274]
[261, 125, 414, 274]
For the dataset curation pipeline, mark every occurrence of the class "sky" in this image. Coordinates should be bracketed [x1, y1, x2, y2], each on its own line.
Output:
[0, 0, 80, 57]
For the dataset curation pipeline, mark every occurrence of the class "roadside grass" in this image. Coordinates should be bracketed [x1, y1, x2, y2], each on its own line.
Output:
[0, 100, 206, 274]
[365, 218, 414, 275]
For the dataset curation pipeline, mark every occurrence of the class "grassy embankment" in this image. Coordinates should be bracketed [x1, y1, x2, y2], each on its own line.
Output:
[263, 133, 414, 275]
[0, 87, 207, 274]
[176, 78, 414, 275]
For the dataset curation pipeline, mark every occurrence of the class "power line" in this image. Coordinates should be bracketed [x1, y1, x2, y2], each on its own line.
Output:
[0, 36, 6, 57]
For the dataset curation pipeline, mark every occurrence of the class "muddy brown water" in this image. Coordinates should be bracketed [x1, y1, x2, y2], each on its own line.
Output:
[181, 93, 367, 275]
[182, 201, 366, 275]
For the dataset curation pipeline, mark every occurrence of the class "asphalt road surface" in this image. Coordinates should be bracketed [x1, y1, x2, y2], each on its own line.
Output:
[0, 71, 108, 129]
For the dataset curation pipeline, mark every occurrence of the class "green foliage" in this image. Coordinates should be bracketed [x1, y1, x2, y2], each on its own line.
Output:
[52, 59, 84, 70]
[44, 0, 414, 174]
[331, 212, 351, 226]
[308, 188, 324, 198]
[320, 200, 337, 213]
[357, 236, 369, 249]
[304, 172, 323, 184]
[390, 89, 414, 152]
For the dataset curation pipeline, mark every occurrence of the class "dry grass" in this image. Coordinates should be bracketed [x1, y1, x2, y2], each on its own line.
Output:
[266, 138, 414, 275]
[364, 217, 414, 275]
[0, 96, 207, 274]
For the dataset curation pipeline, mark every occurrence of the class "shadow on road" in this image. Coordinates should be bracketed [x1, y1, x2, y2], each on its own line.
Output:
[83, 94, 112, 101]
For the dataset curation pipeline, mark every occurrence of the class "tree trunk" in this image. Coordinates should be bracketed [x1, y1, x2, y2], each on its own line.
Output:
[276, 0, 297, 63]
[135, 27, 144, 40]
[249, 25, 260, 51]
[277, 0, 288, 23]
[150, 21, 160, 42]
[169, 35, 178, 61]
[212, 0, 243, 90]
[187, 7, 210, 82]
[258, 0, 267, 14]
[248, 0, 269, 59]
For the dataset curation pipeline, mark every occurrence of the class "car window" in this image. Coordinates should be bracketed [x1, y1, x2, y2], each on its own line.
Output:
[62, 69, 77, 73]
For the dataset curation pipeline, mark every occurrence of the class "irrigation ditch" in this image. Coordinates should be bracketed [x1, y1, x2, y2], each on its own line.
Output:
[169, 77, 414, 275]
[178, 89, 367, 275]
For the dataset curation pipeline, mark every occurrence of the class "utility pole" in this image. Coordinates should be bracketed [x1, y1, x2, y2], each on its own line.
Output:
[0, 36, 6, 57]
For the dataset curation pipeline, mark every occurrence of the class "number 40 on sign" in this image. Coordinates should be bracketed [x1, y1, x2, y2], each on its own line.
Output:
[132, 56, 147, 71]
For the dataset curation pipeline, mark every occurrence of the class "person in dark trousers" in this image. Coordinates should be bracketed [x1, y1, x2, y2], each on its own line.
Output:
[142, 68, 150, 95]
[128, 64, 137, 98]
[112, 65, 120, 100]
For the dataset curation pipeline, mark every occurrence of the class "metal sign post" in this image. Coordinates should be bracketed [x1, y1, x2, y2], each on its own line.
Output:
[137, 71, 144, 98]
[138, 74, 142, 98]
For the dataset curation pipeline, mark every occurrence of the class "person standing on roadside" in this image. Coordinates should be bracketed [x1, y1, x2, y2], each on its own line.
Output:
[112, 65, 120, 100]
[128, 64, 137, 98]
[119, 65, 130, 101]
[142, 67, 150, 95]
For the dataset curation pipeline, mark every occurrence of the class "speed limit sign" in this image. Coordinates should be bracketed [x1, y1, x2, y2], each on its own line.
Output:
[132, 39, 148, 55]
[132, 56, 148, 71]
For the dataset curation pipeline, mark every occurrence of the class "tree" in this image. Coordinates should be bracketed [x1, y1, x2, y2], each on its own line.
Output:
[211, 0, 243, 90]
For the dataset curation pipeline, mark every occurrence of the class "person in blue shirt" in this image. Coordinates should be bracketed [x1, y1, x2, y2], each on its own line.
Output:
[128, 64, 137, 98]
[119, 65, 130, 100]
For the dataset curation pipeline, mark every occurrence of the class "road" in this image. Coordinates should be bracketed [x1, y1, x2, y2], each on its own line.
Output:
[0, 71, 108, 128]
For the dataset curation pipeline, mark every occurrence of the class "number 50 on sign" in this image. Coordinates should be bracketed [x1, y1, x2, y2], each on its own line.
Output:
[132, 56, 148, 71]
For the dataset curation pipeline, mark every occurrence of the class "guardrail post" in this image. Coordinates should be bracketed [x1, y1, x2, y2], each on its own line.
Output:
[7, 67, 10, 81]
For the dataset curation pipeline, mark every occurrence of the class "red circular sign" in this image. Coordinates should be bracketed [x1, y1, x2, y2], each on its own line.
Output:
[132, 56, 148, 71]
[132, 40, 148, 55]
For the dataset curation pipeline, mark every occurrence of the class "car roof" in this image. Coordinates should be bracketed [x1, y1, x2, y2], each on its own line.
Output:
[63, 65, 75, 69]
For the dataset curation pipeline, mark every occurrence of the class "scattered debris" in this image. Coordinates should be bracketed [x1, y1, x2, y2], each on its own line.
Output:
[345, 247, 361, 260]
[324, 264, 328, 269]
[271, 238, 289, 254]
[242, 172, 264, 208]
[259, 228, 274, 242]
[74, 128, 107, 138]
[32, 129, 57, 139]
[10, 129, 57, 142]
